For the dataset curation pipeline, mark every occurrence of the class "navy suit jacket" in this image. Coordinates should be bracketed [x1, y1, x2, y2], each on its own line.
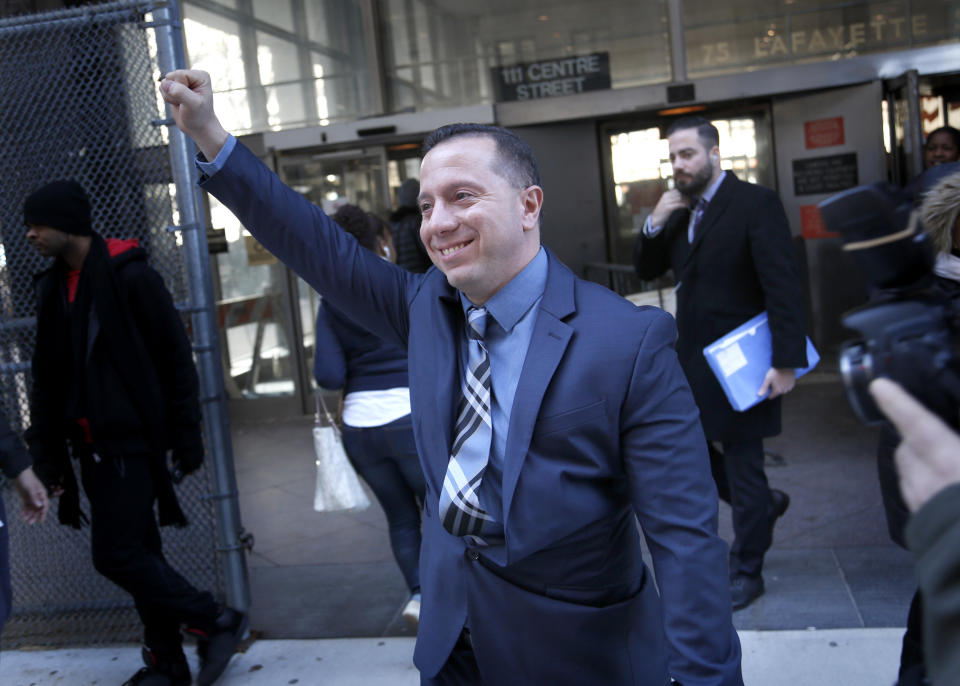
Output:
[203, 142, 742, 686]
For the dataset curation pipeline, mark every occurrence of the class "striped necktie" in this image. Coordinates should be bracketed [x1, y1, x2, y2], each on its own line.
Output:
[439, 306, 495, 537]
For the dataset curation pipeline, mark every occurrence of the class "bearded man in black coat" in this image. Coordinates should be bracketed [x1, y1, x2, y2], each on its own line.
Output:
[635, 117, 808, 611]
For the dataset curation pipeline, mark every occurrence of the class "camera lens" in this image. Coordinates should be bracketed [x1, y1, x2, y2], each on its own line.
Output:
[840, 342, 884, 424]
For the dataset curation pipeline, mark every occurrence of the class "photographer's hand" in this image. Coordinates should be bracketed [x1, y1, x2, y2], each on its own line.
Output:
[869, 377, 960, 512]
[758, 367, 795, 399]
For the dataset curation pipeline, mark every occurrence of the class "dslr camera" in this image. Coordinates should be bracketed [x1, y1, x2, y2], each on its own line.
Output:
[818, 184, 960, 425]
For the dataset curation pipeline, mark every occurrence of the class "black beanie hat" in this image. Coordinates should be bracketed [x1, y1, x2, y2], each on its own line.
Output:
[23, 180, 93, 236]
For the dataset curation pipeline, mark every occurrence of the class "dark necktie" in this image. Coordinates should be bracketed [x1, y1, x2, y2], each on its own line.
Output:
[688, 197, 707, 243]
[439, 306, 494, 536]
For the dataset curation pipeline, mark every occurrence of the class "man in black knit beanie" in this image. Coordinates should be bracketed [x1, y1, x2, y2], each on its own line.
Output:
[23, 179, 246, 686]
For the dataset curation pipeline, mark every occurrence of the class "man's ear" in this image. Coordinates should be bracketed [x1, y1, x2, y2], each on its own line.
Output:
[520, 185, 544, 232]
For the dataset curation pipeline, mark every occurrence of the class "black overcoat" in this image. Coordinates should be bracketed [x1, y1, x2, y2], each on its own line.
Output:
[635, 173, 808, 441]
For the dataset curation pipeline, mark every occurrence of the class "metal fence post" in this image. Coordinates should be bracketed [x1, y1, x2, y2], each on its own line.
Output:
[150, 0, 251, 613]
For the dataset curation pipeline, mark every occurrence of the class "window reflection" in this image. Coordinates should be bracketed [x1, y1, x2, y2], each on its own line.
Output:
[377, 0, 671, 111]
[181, 0, 376, 135]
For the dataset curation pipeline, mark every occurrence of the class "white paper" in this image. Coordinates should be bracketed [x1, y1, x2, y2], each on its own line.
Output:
[715, 342, 749, 378]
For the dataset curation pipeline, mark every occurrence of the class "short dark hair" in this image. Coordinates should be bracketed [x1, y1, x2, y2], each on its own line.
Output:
[422, 123, 541, 189]
[666, 116, 720, 150]
[331, 204, 387, 253]
[926, 125, 960, 151]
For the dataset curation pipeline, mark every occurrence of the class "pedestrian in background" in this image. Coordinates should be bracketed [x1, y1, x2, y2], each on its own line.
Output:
[390, 178, 432, 273]
[635, 116, 807, 611]
[314, 204, 425, 628]
[23, 180, 245, 686]
[876, 168, 960, 686]
[0, 404, 48, 642]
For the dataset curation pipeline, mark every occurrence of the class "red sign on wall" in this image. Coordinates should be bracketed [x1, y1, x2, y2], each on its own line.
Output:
[800, 205, 839, 239]
[804, 117, 845, 149]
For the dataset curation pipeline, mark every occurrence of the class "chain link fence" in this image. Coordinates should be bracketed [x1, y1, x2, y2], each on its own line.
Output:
[0, 0, 226, 647]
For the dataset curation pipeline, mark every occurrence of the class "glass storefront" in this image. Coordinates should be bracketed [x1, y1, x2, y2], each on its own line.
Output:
[208, 193, 299, 400]
[181, 0, 377, 135]
[378, 0, 672, 111]
[179, 1, 960, 128]
[684, 0, 960, 77]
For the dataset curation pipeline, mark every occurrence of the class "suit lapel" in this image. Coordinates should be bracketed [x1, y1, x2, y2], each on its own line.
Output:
[681, 173, 737, 273]
[412, 279, 461, 491]
[501, 253, 575, 531]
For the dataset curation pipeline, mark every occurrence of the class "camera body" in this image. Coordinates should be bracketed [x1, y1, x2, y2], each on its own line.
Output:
[818, 184, 960, 425]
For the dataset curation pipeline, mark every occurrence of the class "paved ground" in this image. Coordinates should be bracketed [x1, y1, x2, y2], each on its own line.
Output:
[235, 369, 916, 640]
[2, 367, 918, 684]
[2, 629, 902, 685]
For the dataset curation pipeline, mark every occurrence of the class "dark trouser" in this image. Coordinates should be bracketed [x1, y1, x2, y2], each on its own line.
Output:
[709, 438, 773, 578]
[79, 449, 218, 656]
[421, 632, 484, 686]
[0, 492, 10, 643]
[898, 590, 926, 683]
[342, 415, 425, 593]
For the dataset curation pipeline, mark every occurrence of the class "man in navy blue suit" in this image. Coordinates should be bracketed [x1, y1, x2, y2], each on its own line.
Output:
[161, 70, 742, 686]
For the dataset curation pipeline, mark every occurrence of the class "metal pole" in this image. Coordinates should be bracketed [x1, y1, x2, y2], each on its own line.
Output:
[668, 0, 687, 83]
[151, 0, 250, 612]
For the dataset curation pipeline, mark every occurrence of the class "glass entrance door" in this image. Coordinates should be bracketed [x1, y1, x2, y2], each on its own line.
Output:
[602, 111, 775, 270]
[276, 147, 392, 414]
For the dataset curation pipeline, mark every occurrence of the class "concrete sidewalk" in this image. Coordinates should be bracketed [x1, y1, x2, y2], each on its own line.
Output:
[2, 629, 901, 685]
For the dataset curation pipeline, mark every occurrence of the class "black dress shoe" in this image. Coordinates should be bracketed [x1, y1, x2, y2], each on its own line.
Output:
[771, 488, 790, 519]
[768, 488, 790, 543]
[730, 573, 764, 610]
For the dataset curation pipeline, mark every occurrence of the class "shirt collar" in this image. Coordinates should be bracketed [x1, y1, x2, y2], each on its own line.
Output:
[697, 170, 726, 206]
[459, 247, 547, 333]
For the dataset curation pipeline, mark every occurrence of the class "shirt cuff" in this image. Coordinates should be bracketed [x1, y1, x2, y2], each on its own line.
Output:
[196, 134, 237, 178]
[643, 215, 664, 238]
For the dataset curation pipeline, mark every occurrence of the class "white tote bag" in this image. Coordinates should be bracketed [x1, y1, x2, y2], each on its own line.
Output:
[313, 392, 370, 512]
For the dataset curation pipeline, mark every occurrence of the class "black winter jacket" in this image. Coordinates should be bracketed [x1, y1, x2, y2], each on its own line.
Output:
[26, 234, 202, 527]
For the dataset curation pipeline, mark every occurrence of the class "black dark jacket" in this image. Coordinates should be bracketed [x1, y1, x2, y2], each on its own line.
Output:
[390, 205, 432, 274]
[26, 234, 202, 527]
[313, 300, 409, 394]
[635, 173, 808, 441]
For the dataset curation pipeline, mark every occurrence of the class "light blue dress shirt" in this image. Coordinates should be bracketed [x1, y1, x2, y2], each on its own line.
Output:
[458, 248, 547, 549]
[196, 134, 237, 175]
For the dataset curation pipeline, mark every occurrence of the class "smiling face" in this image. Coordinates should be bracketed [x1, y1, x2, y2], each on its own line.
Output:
[25, 223, 71, 258]
[418, 135, 543, 305]
[668, 127, 719, 199]
[924, 130, 960, 168]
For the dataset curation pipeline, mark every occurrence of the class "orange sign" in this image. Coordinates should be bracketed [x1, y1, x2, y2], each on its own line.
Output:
[800, 205, 839, 239]
[804, 117, 845, 149]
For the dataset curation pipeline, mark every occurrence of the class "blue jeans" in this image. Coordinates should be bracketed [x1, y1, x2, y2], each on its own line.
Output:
[341, 415, 425, 593]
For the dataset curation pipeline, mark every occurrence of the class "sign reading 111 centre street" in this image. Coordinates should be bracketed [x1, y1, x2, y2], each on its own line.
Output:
[492, 52, 611, 102]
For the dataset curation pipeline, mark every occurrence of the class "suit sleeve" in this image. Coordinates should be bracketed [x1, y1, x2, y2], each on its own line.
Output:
[201, 142, 418, 349]
[905, 483, 960, 686]
[633, 209, 687, 281]
[747, 189, 808, 369]
[313, 303, 346, 390]
[622, 309, 742, 685]
[126, 264, 203, 454]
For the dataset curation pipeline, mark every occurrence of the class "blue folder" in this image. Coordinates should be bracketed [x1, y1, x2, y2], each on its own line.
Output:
[702, 311, 820, 412]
